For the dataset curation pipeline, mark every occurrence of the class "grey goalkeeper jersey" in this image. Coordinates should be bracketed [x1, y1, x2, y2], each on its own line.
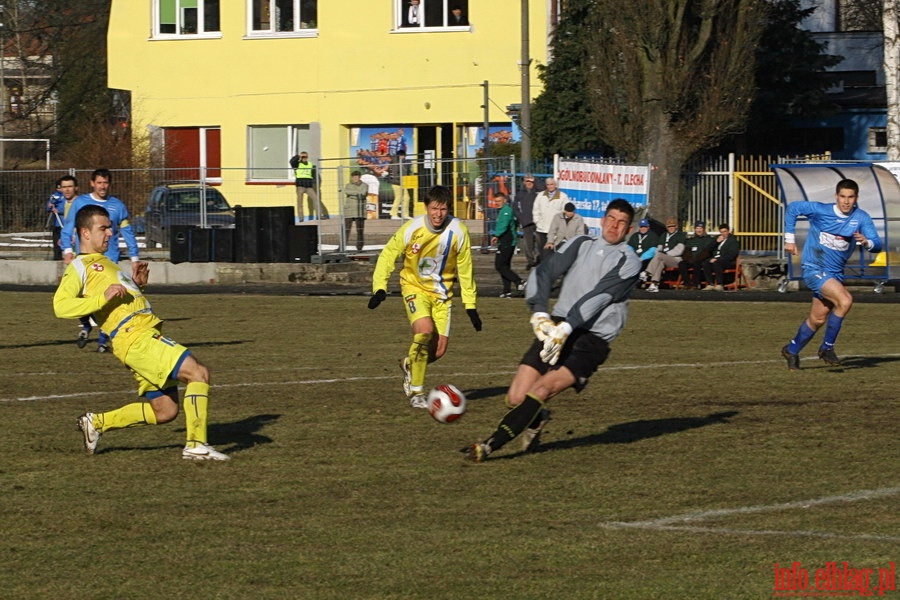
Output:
[526, 235, 641, 342]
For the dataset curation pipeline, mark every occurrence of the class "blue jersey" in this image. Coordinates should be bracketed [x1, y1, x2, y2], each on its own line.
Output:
[61, 194, 139, 262]
[785, 201, 882, 279]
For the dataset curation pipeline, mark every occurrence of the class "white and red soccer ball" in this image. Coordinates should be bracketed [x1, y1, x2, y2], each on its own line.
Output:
[428, 384, 467, 424]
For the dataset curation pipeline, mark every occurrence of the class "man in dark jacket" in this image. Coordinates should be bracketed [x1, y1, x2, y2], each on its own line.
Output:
[512, 175, 539, 268]
[678, 220, 715, 289]
[701, 224, 741, 291]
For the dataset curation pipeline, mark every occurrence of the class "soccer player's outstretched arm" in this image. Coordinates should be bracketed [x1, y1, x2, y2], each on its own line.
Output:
[369, 225, 408, 307]
[53, 266, 105, 319]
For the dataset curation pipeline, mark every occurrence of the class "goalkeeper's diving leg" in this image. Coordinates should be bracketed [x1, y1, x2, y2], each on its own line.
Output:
[465, 362, 575, 462]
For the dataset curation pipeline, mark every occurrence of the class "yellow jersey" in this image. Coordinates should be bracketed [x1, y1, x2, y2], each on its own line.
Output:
[53, 253, 161, 355]
[372, 215, 477, 308]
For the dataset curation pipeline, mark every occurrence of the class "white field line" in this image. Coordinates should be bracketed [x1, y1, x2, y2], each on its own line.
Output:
[602, 486, 900, 542]
[4, 352, 900, 402]
[603, 524, 900, 543]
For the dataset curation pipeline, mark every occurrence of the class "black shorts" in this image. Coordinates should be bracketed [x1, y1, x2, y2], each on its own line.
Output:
[520, 328, 611, 392]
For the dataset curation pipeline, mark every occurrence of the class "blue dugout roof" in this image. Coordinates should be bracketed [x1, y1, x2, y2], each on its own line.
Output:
[771, 162, 898, 284]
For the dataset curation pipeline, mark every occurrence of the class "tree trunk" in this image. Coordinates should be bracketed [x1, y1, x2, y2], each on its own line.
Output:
[640, 114, 686, 222]
[885, 0, 900, 160]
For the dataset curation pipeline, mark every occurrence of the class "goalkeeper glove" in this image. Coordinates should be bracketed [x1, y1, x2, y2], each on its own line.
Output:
[540, 321, 573, 366]
[466, 308, 482, 332]
[368, 289, 387, 309]
[530, 312, 555, 342]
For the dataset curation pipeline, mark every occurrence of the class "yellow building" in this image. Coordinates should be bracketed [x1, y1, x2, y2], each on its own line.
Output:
[107, 1, 552, 216]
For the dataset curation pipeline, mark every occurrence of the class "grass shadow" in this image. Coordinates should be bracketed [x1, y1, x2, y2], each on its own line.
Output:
[93, 413, 280, 456]
[532, 411, 739, 455]
[463, 386, 509, 401]
[836, 355, 900, 369]
[210, 413, 280, 453]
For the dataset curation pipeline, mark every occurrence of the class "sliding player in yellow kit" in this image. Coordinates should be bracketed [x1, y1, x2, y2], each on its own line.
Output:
[53, 204, 229, 460]
[368, 185, 481, 408]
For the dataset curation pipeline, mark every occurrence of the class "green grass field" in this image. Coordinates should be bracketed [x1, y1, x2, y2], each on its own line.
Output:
[2, 291, 898, 599]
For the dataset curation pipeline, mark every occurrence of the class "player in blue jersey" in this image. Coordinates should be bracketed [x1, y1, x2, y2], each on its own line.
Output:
[60, 169, 140, 352]
[54, 204, 229, 461]
[780, 178, 882, 369]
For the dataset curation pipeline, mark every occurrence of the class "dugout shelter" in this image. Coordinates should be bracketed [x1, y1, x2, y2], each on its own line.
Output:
[771, 163, 899, 292]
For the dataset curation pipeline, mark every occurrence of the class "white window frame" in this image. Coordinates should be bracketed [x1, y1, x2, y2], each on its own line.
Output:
[152, 0, 222, 39]
[868, 127, 887, 154]
[248, 124, 316, 182]
[394, 0, 470, 31]
[247, 0, 318, 38]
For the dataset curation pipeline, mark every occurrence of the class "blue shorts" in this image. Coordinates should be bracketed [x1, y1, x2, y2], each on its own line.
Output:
[802, 268, 842, 299]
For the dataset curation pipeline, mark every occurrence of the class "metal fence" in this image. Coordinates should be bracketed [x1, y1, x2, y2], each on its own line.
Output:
[0, 154, 834, 257]
[681, 152, 833, 255]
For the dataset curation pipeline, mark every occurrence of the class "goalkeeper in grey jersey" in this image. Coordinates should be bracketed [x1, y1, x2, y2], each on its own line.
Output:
[465, 198, 641, 462]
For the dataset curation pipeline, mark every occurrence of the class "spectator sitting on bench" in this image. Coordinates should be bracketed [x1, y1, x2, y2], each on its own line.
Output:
[644, 217, 686, 293]
[678, 220, 715, 289]
[701, 224, 741, 292]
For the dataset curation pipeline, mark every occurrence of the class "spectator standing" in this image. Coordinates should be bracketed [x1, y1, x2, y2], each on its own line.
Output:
[343, 170, 369, 252]
[290, 151, 328, 221]
[397, 150, 416, 218]
[402, 0, 423, 27]
[47, 176, 79, 260]
[513, 175, 539, 269]
[491, 193, 525, 298]
[644, 217, 686, 293]
[360, 169, 381, 220]
[627, 218, 659, 273]
[780, 178, 882, 369]
[544, 202, 587, 251]
[448, 5, 468, 25]
[677, 220, 715, 289]
[533, 177, 568, 261]
[701, 224, 741, 291]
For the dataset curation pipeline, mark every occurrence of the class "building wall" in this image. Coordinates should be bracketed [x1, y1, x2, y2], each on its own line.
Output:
[108, 1, 548, 208]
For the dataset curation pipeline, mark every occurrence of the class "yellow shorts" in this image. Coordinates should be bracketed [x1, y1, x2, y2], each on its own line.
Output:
[117, 328, 190, 398]
[402, 291, 452, 337]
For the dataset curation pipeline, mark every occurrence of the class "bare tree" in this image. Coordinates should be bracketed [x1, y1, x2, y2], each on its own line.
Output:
[580, 0, 767, 219]
[885, 0, 900, 160]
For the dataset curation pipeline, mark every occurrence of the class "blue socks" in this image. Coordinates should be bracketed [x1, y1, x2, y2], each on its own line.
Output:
[787, 321, 816, 354]
[820, 312, 844, 350]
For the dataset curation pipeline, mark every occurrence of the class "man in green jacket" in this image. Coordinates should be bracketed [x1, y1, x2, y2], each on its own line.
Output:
[490, 193, 525, 297]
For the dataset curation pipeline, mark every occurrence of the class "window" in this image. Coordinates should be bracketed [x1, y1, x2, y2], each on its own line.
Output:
[868, 128, 887, 153]
[250, 0, 317, 35]
[397, 0, 469, 30]
[248, 124, 318, 181]
[163, 127, 221, 181]
[155, 0, 220, 37]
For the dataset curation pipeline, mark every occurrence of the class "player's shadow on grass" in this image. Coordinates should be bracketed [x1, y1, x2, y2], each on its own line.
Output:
[182, 340, 249, 348]
[464, 386, 509, 401]
[97, 413, 279, 456]
[0, 338, 249, 350]
[829, 355, 900, 369]
[532, 411, 739, 455]
[0, 339, 84, 350]
[209, 413, 280, 453]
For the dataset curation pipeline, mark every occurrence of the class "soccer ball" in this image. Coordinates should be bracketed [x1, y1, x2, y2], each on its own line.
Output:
[428, 384, 467, 424]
